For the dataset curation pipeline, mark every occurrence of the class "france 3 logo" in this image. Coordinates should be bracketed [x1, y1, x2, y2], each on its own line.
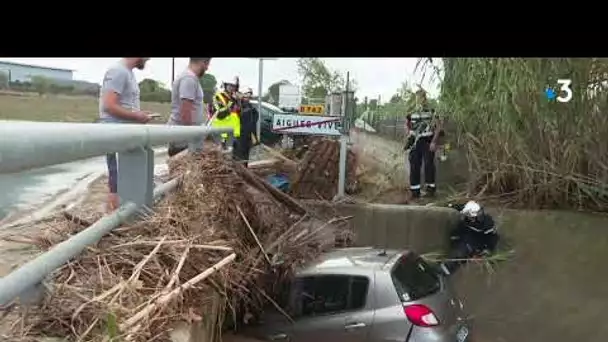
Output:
[545, 79, 573, 103]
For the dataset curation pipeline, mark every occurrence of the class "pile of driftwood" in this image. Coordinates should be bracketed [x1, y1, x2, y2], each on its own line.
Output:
[248, 140, 360, 201]
[289, 139, 359, 200]
[4, 148, 348, 342]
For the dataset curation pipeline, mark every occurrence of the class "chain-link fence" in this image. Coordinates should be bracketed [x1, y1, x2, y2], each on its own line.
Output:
[370, 116, 407, 142]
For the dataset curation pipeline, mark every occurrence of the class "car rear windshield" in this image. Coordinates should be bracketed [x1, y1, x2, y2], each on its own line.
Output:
[391, 254, 441, 302]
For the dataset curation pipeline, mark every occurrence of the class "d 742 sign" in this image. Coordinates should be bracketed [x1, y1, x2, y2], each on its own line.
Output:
[299, 105, 325, 115]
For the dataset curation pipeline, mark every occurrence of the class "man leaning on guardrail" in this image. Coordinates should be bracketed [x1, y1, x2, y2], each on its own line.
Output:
[98, 58, 155, 212]
[166, 58, 212, 157]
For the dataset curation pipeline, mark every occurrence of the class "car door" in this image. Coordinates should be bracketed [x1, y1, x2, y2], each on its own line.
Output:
[247, 310, 294, 342]
[290, 274, 374, 342]
[259, 105, 282, 145]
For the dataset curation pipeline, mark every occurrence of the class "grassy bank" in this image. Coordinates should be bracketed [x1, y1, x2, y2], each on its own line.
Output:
[0, 93, 170, 122]
[435, 58, 608, 211]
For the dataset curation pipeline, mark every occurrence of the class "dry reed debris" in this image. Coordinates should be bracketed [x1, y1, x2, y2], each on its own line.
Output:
[4, 148, 348, 342]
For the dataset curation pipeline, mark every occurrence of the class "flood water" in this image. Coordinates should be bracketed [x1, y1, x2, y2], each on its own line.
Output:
[0, 149, 168, 223]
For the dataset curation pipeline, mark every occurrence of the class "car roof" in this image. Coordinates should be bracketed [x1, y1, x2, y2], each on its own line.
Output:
[249, 100, 285, 113]
[298, 247, 408, 276]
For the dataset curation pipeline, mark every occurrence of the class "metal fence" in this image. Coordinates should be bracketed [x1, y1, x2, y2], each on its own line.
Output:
[370, 116, 407, 141]
[0, 121, 232, 306]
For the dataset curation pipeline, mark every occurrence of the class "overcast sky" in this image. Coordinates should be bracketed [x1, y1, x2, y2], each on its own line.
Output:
[0, 58, 440, 102]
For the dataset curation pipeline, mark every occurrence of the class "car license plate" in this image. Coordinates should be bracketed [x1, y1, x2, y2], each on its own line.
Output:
[456, 326, 469, 342]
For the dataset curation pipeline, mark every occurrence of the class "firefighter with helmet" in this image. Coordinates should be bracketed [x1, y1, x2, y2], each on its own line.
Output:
[439, 200, 500, 275]
[211, 76, 241, 148]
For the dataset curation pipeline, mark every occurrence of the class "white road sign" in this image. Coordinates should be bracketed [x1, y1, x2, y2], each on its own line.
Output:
[272, 114, 342, 136]
[278, 84, 301, 109]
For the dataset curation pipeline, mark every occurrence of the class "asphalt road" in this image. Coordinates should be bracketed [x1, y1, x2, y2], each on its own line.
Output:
[0, 149, 169, 226]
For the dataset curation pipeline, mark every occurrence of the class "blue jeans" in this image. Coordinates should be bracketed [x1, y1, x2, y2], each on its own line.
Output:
[106, 153, 118, 193]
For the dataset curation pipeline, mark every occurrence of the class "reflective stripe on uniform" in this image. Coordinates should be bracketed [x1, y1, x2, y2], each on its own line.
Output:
[410, 184, 421, 190]
[409, 111, 435, 138]
[410, 113, 432, 120]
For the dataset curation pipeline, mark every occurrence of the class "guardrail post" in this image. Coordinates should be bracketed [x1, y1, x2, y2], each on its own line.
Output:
[16, 282, 46, 306]
[188, 134, 204, 153]
[117, 146, 154, 209]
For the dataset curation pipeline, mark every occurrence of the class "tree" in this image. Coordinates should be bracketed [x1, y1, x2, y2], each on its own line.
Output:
[200, 73, 217, 92]
[138, 78, 163, 93]
[389, 94, 402, 103]
[139, 78, 170, 103]
[0, 71, 7, 89]
[369, 99, 378, 110]
[200, 73, 217, 104]
[296, 58, 357, 100]
[263, 80, 291, 104]
[30, 76, 51, 95]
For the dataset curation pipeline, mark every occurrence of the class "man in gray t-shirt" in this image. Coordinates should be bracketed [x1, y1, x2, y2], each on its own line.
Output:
[99, 58, 153, 211]
[167, 58, 211, 157]
[99, 58, 150, 123]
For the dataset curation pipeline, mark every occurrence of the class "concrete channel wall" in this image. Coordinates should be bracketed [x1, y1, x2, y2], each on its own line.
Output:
[305, 201, 460, 252]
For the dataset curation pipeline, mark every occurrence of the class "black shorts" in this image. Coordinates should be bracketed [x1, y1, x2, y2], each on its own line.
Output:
[168, 143, 188, 157]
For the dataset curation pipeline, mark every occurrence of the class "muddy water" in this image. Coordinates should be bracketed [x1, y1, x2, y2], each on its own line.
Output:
[0, 157, 105, 220]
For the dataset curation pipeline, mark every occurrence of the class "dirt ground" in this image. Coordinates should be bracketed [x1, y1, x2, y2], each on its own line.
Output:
[0, 176, 109, 337]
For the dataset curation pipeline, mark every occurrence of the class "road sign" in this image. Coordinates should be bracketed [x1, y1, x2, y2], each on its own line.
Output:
[299, 104, 325, 115]
[272, 114, 341, 136]
[278, 84, 301, 109]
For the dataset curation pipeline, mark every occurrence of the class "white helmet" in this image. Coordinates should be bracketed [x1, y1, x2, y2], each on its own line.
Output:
[461, 200, 482, 218]
[242, 87, 253, 96]
[223, 76, 239, 87]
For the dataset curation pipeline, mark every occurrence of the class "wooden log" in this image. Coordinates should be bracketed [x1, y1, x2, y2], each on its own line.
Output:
[235, 163, 308, 216]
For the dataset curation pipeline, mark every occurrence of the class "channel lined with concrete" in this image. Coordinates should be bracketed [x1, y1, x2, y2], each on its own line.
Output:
[306, 200, 608, 342]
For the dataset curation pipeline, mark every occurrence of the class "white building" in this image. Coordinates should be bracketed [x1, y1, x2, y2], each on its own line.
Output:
[0, 61, 73, 83]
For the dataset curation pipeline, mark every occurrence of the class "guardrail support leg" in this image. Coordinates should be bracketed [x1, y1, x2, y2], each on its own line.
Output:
[17, 281, 46, 306]
[117, 146, 154, 209]
[188, 135, 204, 153]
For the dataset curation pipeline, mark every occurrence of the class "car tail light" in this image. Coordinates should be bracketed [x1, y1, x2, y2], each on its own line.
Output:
[403, 304, 439, 327]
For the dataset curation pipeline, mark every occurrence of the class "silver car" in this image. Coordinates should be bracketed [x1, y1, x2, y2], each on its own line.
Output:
[248, 247, 471, 342]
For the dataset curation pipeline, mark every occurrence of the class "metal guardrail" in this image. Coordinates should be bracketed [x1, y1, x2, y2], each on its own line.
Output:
[0, 121, 233, 306]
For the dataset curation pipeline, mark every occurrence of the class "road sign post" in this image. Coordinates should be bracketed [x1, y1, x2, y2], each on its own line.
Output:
[336, 72, 351, 199]
[252, 58, 277, 142]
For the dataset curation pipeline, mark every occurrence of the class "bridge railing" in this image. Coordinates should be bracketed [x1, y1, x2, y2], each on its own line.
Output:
[0, 121, 233, 306]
